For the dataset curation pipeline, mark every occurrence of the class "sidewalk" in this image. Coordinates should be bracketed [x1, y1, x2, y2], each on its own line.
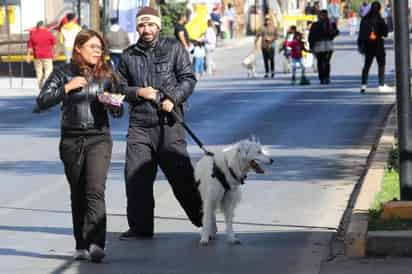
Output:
[0, 78, 38, 96]
[321, 257, 412, 274]
[216, 36, 254, 50]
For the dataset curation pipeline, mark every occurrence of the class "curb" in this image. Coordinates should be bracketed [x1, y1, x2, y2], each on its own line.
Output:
[344, 104, 397, 257]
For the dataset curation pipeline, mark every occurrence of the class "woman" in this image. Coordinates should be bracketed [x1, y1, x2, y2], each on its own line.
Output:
[35, 29, 123, 263]
[309, 9, 339, 84]
[358, 1, 393, 93]
[256, 14, 278, 78]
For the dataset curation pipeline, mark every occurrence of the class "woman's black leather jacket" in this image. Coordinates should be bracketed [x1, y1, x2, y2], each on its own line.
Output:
[36, 63, 122, 132]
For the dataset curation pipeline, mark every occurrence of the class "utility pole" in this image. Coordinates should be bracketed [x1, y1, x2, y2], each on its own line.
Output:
[89, 0, 100, 31]
[393, 1, 412, 200]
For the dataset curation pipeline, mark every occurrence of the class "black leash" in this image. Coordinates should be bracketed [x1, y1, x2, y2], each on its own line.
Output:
[169, 110, 214, 156]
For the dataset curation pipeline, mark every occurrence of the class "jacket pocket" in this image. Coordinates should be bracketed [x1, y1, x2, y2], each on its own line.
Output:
[155, 62, 169, 74]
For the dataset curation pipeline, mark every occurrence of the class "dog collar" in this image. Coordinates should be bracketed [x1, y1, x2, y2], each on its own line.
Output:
[229, 167, 245, 185]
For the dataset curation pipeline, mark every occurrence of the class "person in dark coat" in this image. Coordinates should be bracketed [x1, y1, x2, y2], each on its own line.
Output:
[358, 1, 393, 93]
[117, 7, 203, 240]
[308, 10, 339, 84]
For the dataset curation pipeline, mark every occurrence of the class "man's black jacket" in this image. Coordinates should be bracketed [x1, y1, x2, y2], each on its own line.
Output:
[357, 15, 388, 54]
[36, 64, 122, 134]
[117, 37, 196, 127]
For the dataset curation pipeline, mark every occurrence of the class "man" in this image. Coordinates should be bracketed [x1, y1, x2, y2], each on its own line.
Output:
[106, 18, 130, 69]
[117, 7, 203, 239]
[59, 13, 81, 63]
[256, 15, 277, 78]
[174, 12, 191, 51]
[358, 1, 393, 93]
[305, 2, 313, 15]
[26, 21, 56, 88]
[311, 1, 320, 15]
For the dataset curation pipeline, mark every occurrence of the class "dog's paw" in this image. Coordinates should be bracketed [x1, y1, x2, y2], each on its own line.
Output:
[227, 237, 241, 245]
[199, 238, 210, 246]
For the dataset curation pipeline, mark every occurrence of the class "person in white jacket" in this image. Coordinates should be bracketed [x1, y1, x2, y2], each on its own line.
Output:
[204, 20, 217, 75]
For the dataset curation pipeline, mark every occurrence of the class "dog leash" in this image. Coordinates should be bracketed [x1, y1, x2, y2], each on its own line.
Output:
[169, 110, 214, 156]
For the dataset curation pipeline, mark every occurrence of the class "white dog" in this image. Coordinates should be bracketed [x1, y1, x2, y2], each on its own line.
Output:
[242, 52, 257, 78]
[195, 139, 273, 245]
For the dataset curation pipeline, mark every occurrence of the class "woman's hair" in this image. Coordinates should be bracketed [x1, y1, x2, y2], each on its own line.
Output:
[71, 29, 113, 80]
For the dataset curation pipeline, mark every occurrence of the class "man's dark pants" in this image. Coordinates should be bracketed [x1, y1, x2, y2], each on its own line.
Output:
[59, 134, 112, 250]
[125, 122, 203, 235]
[361, 49, 386, 86]
[315, 51, 333, 82]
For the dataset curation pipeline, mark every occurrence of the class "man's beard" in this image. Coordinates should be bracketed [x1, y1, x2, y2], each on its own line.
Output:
[139, 31, 159, 48]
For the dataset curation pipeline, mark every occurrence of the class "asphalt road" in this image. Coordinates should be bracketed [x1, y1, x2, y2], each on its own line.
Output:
[0, 34, 395, 274]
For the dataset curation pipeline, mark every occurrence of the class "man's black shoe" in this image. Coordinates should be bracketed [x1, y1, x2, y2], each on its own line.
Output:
[119, 229, 153, 240]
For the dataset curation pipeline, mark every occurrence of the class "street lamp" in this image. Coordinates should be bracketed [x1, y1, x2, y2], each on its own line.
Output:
[393, 0, 412, 200]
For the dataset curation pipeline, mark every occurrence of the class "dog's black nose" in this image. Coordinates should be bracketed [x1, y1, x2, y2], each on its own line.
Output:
[269, 158, 274, 164]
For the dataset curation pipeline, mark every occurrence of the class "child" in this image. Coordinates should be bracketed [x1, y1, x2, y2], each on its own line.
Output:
[279, 25, 297, 73]
[193, 41, 206, 78]
[285, 32, 310, 85]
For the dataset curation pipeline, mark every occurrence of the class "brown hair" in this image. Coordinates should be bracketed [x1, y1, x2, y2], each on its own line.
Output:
[71, 29, 113, 80]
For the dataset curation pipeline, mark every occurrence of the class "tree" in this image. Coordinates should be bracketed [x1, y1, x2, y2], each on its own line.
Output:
[160, 0, 188, 37]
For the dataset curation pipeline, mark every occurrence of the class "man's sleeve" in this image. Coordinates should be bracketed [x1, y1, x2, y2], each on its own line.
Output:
[162, 42, 196, 105]
[116, 53, 143, 103]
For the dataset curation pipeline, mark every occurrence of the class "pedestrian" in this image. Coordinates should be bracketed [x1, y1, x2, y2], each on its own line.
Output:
[286, 32, 310, 85]
[203, 19, 217, 75]
[305, 2, 313, 15]
[309, 10, 339, 84]
[311, 1, 321, 16]
[174, 12, 191, 52]
[256, 14, 278, 78]
[224, 3, 235, 39]
[359, 1, 370, 18]
[193, 41, 206, 78]
[327, 0, 341, 25]
[210, 6, 221, 39]
[34, 29, 124, 263]
[106, 18, 130, 70]
[383, 4, 393, 34]
[59, 13, 82, 63]
[116, 7, 203, 240]
[358, 1, 393, 93]
[279, 25, 296, 74]
[348, 10, 358, 36]
[26, 20, 57, 88]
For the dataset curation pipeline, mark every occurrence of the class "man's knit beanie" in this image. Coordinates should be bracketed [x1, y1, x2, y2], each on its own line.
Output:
[136, 7, 161, 29]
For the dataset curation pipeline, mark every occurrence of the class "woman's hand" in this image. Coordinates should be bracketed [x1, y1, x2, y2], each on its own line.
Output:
[64, 77, 88, 94]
